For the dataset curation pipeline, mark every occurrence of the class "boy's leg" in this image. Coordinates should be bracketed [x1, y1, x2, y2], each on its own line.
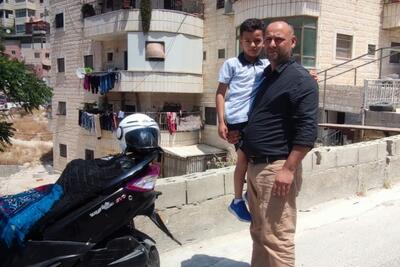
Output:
[234, 149, 248, 199]
[228, 148, 251, 222]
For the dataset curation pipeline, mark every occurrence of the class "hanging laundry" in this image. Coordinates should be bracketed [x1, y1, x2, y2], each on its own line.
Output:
[167, 112, 177, 134]
[83, 72, 120, 95]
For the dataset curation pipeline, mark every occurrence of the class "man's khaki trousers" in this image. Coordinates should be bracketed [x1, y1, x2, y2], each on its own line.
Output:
[247, 160, 301, 267]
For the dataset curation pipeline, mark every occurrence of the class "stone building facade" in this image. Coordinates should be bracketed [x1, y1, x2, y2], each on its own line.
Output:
[50, 0, 400, 170]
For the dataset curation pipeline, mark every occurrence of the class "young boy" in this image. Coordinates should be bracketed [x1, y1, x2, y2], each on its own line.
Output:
[216, 18, 269, 222]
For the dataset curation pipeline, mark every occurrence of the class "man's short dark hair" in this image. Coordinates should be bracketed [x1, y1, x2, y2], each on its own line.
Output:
[239, 18, 264, 36]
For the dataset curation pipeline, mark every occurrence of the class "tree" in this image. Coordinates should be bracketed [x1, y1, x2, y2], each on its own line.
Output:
[0, 28, 53, 151]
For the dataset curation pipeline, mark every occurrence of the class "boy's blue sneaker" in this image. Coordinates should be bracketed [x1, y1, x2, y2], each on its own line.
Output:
[228, 199, 251, 223]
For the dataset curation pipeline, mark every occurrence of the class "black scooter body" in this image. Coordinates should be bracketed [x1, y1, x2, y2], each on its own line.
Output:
[2, 150, 178, 267]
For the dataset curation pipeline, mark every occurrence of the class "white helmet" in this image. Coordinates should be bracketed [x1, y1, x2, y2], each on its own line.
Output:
[116, 113, 160, 153]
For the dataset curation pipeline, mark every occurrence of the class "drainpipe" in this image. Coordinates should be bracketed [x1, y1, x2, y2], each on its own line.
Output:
[379, 48, 383, 79]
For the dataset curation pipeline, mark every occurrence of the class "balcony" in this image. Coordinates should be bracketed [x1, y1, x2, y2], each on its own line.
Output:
[233, 0, 320, 25]
[83, 9, 203, 40]
[14, 0, 36, 10]
[25, 21, 50, 35]
[114, 70, 203, 93]
[383, 0, 400, 29]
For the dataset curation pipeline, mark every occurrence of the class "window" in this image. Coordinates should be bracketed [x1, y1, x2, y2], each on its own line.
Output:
[11, 50, 15, 55]
[58, 101, 66, 115]
[57, 58, 65, 72]
[368, 44, 376, 56]
[389, 42, 400, 64]
[45, 52, 50, 58]
[27, 9, 35, 17]
[107, 52, 113, 62]
[55, 13, 64, 28]
[84, 55, 93, 68]
[218, 49, 225, 59]
[145, 42, 165, 61]
[216, 0, 224, 9]
[205, 107, 217, 126]
[15, 9, 26, 18]
[336, 34, 353, 60]
[15, 24, 25, 33]
[59, 144, 67, 158]
[203, 51, 206, 61]
[40, 0, 43, 3]
[85, 149, 94, 160]
[34, 52, 40, 58]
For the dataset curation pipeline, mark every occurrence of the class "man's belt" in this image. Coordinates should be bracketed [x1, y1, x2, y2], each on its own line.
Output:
[248, 156, 287, 164]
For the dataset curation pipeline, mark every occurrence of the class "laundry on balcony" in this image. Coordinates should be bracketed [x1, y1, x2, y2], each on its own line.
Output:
[83, 71, 120, 95]
[79, 110, 119, 135]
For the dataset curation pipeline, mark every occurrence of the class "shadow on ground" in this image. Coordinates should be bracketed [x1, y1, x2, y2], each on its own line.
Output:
[181, 254, 250, 267]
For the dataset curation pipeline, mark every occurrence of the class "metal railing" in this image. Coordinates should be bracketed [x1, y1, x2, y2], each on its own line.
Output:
[318, 46, 400, 121]
[364, 79, 400, 109]
[318, 129, 343, 146]
[132, 111, 203, 132]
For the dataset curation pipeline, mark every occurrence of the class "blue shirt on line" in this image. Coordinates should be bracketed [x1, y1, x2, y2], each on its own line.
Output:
[218, 53, 270, 125]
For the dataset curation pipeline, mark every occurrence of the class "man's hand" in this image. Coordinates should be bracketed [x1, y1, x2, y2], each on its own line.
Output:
[272, 167, 294, 197]
[227, 130, 240, 144]
[218, 123, 228, 140]
[309, 69, 319, 82]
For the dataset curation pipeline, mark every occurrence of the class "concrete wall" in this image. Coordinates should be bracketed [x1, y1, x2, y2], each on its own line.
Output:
[365, 111, 400, 128]
[154, 136, 400, 211]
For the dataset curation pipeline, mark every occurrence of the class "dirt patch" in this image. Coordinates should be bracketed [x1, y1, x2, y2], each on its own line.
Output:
[0, 109, 53, 165]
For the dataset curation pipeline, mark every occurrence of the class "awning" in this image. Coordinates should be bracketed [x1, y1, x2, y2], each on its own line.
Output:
[42, 58, 51, 66]
[162, 144, 226, 158]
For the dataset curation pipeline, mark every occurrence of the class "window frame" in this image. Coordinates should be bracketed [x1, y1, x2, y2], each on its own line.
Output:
[59, 144, 67, 158]
[57, 57, 65, 73]
[389, 42, 400, 64]
[335, 33, 353, 60]
[205, 107, 217, 126]
[55, 13, 64, 29]
[84, 55, 94, 68]
[58, 101, 66, 115]
[218, 48, 225, 59]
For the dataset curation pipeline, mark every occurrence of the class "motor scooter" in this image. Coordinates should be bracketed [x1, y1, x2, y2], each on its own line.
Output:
[0, 149, 180, 267]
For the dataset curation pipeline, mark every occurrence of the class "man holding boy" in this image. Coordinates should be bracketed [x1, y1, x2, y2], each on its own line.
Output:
[224, 20, 318, 266]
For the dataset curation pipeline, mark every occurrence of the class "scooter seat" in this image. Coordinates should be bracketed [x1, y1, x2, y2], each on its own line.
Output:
[0, 184, 63, 248]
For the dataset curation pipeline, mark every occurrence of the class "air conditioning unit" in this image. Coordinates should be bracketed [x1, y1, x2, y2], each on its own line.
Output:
[224, 0, 234, 15]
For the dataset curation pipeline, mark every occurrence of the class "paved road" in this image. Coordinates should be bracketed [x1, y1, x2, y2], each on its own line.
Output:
[160, 184, 400, 267]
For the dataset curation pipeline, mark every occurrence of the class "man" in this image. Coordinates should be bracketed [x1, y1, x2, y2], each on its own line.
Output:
[230, 21, 318, 267]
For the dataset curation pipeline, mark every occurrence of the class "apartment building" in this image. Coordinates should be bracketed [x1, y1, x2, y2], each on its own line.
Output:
[50, 0, 400, 171]
[1, 0, 51, 80]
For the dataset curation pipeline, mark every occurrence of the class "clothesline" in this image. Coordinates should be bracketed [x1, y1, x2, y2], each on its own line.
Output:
[83, 71, 120, 95]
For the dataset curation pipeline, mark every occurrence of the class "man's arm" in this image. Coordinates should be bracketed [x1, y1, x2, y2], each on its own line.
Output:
[216, 83, 228, 140]
[272, 145, 310, 197]
[273, 76, 318, 197]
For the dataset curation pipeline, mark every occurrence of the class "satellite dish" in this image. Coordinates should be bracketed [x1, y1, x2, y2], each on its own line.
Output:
[76, 68, 86, 79]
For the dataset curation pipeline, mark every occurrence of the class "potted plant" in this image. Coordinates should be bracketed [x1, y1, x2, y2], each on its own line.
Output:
[81, 3, 96, 18]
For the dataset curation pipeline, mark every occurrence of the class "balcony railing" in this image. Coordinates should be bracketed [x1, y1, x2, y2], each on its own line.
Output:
[142, 111, 203, 132]
[85, 0, 204, 17]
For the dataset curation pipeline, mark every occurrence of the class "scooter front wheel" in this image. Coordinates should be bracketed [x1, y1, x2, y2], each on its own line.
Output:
[146, 245, 160, 267]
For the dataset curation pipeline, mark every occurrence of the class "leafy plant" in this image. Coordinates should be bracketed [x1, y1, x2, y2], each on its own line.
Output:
[140, 0, 152, 34]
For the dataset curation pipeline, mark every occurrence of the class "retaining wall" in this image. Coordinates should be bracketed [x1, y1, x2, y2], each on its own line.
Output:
[155, 135, 400, 211]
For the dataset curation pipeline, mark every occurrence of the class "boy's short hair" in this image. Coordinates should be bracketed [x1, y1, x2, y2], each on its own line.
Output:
[239, 18, 265, 36]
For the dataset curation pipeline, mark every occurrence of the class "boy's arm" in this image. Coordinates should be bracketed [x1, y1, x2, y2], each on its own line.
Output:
[216, 83, 228, 140]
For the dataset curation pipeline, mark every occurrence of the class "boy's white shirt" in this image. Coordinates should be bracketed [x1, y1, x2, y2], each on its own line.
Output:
[218, 54, 270, 125]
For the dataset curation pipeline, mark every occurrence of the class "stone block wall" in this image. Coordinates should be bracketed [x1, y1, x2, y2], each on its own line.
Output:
[155, 136, 400, 211]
